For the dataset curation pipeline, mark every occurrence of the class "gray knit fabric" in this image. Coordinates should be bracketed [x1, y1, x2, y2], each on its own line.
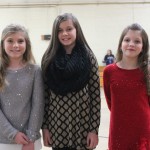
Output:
[0, 64, 44, 144]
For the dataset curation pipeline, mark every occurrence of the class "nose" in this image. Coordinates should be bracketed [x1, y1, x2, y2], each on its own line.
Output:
[13, 42, 19, 47]
[129, 41, 134, 46]
[62, 30, 68, 35]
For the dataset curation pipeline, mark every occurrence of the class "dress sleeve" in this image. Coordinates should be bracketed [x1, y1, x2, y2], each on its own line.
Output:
[0, 106, 18, 141]
[103, 66, 111, 110]
[26, 66, 44, 141]
[148, 96, 150, 106]
[88, 53, 101, 134]
[41, 78, 51, 129]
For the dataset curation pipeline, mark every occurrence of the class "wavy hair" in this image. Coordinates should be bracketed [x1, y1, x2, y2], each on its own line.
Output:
[0, 24, 35, 90]
[116, 23, 150, 95]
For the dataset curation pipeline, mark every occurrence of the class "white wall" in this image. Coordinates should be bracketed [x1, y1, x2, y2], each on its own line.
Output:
[0, 0, 150, 65]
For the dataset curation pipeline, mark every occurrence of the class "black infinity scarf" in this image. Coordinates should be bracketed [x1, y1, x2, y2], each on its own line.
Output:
[46, 44, 91, 95]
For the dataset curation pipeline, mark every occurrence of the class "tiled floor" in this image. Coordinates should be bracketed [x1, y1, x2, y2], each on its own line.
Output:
[41, 88, 110, 150]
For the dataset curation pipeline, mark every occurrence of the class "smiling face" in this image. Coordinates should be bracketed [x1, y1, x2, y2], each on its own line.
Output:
[58, 19, 76, 53]
[121, 29, 143, 59]
[3, 32, 26, 61]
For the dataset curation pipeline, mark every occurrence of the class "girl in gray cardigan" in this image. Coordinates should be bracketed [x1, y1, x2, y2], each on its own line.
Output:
[0, 24, 44, 150]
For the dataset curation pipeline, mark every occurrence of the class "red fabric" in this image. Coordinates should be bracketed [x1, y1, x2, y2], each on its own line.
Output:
[103, 64, 150, 150]
[138, 137, 150, 150]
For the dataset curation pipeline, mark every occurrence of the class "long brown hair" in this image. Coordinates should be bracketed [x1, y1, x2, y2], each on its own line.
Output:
[0, 24, 35, 90]
[116, 23, 150, 95]
[41, 13, 92, 75]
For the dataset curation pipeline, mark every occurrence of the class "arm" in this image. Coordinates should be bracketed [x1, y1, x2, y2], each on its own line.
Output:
[103, 66, 111, 110]
[0, 108, 18, 140]
[148, 65, 150, 105]
[87, 53, 100, 148]
[41, 79, 51, 129]
[0, 107, 29, 144]
[26, 66, 44, 142]
[88, 53, 101, 134]
[104, 55, 107, 62]
[86, 132, 98, 149]
[22, 142, 34, 150]
[102, 55, 106, 63]
[42, 129, 51, 147]
[41, 78, 52, 146]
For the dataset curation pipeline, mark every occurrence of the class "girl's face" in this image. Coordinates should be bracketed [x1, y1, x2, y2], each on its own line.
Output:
[121, 29, 143, 59]
[58, 19, 76, 53]
[107, 50, 111, 55]
[3, 32, 26, 61]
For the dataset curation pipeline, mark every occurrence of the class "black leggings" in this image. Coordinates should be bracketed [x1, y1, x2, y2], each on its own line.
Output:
[52, 148, 76, 150]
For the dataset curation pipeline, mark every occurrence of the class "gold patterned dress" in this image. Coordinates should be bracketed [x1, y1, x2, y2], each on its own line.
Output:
[42, 53, 101, 150]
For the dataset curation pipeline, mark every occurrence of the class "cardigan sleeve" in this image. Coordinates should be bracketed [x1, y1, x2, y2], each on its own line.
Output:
[26, 66, 44, 141]
[88, 53, 101, 134]
[103, 66, 111, 110]
[0, 107, 18, 140]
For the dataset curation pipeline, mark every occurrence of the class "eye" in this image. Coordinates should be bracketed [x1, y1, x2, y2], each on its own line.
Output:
[18, 39, 25, 43]
[134, 40, 141, 44]
[66, 28, 72, 32]
[7, 39, 13, 43]
[124, 38, 130, 42]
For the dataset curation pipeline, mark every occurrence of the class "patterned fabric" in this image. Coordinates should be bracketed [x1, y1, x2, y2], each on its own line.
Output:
[52, 148, 76, 150]
[42, 52, 101, 150]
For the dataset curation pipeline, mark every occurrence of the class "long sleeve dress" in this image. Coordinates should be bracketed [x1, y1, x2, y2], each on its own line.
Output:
[42, 52, 101, 150]
[103, 63, 150, 150]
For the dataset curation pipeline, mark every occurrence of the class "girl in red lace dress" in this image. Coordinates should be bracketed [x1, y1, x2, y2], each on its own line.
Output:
[103, 23, 150, 150]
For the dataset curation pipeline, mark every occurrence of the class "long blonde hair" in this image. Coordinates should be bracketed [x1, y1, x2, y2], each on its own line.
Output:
[116, 23, 150, 95]
[0, 24, 35, 90]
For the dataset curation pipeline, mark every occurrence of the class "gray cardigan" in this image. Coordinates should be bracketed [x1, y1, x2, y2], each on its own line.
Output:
[0, 64, 44, 144]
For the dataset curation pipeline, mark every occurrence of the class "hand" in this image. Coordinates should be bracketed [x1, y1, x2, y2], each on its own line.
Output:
[86, 132, 98, 149]
[14, 132, 29, 145]
[22, 142, 34, 150]
[42, 129, 52, 147]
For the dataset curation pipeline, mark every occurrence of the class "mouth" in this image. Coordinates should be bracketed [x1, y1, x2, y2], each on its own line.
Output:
[62, 36, 71, 40]
[127, 49, 135, 51]
[11, 49, 20, 52]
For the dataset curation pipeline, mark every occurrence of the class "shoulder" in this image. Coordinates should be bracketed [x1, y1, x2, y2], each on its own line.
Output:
[28, 64, 42, 71]
[27, 64, 42, 76]
[104, 63, 117, 73]
[103, 64, 117, 80]
[88, 50, 98, 64]
[104, 55, 108, 58]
